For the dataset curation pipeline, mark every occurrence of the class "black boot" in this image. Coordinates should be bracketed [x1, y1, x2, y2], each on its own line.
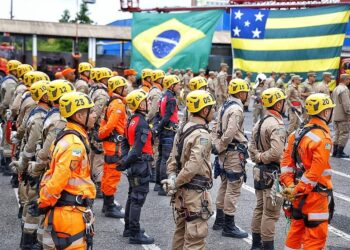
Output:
[213, 209, 224, 230]
[150, 168, 156, 183]
[3, 157, 12, 176]
[153, 183, 161, 192]
[102, 195, 124, 218]
[11, 173, 19, 188]
[18, 205, 23, 219]
[95, 182, 103, 199]
[123, 227, 145, 237]
[0, 157, 5, 173]
[31, 242, 43, 250]
[244, 106, 249, 112]
[263, 241, 274, 250]
[332, 144, 339, 157]
[129, 231, 154, 245]
[336, 146, 349, 158]
[157, 186, 167, 196]
[21, 233, 36, 250]
[222, 214, 248, 238]
[251, 233, 263, 250]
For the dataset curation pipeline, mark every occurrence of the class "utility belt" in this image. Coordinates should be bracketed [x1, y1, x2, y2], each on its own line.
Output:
[128, 175, 151, 188]
[103, 131, 124, 143]
[90, 143, 103, 154]
[55, 190, 94, 207]
[138, 153, 153, 162]
[226, 143, 249, 159]
[164, 122, 178, 132]
[253, 162, 280, 190]
[177, 210, 202, 222]
[22, 172, 39, 188]
[181, 175, 212, 191]
[291, 183, 334, 228]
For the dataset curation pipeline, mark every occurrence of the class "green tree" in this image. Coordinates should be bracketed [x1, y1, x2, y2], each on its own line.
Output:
[73, 3, 94, 24]
[59, 9, 71, 23]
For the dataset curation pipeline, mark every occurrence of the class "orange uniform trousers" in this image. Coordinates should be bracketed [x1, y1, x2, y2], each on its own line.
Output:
[101, 146, 122, 196]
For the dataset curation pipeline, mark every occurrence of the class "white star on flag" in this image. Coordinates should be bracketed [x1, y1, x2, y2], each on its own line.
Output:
[232, 26, 241, 37]
[252, 28, 261, 38]
[244, 20, 250, 27]
[234, 10, 244, 20]
[255, 11, 264, 21]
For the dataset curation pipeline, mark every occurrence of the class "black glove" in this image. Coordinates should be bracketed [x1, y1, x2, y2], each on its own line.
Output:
[212, 145, 219, 156]
[116, 158, 128, 171]
[291, 107, 297, 113]
[28, 200, 49, 216]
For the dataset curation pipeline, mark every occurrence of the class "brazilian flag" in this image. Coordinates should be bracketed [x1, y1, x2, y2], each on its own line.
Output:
[131, 10, 223, 73]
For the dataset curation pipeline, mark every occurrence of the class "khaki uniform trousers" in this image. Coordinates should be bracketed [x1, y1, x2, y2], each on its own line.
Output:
[334, 121, 350, 147]
[172, 215, 208, 250]
[216, 152, 244, 216]
[23, 184, 39, 234]
[287, 109, 301, 135]
[251, 189, 281, 241]
[253, 105, 265, 124]
[90, 151, 104, 183]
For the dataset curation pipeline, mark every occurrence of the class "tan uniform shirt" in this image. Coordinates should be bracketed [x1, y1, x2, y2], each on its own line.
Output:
[215, 71, 228, 102]
[212, 96, 248, 164]
[315, 81, 330, 95]
[10, 84, 28, 117]
[16, 92, 36, 141]
[332, 84, 350, 122]
[75, 79, 89, 94]
[266, 77, 276, 88]
[90, 83, 109, 152]
[286, 84, 303, 112]
[0, 75, 17, 114]
[252, 85, 266, 108]
[248, 110, 286, 164]
[207, 77, 217, 96]
[127, 81, 134, 94]
[22, 105, 48, 169]
[276, 78, 285, 89]
[183, 74, 192, 94]
[167, 117, 212, 214]
[147, 85, 163, 122]
[34, 108, 67, 175]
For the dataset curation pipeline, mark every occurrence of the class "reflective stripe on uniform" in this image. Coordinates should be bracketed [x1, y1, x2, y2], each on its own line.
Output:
[284, 246, 301, 250]
[300, 175, 317, 186]
[308, 212, 329, 221]
[322, 169, 333, 176]
[305, 131, 321, 142]
[68, 177, 94, 187]
[281, 166, 294, 174]
[23, 150, 35, 158]
[24, 222, 39, 230]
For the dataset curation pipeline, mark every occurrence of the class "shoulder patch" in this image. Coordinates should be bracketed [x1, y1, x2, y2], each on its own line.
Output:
[72, 148, 82, 157]
[200, 138, 209, 145]
[325, 143, 331, 150]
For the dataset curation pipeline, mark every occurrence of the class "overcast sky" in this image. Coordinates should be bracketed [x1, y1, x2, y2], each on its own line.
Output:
[0, 0, 191, 25]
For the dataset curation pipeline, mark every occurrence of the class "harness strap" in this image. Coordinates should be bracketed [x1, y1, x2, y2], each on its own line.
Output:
[219, 100, 239, 135]
[255, 115, 273, 152]
[43, 107, 59, 125]
[54, 129, 91, 155]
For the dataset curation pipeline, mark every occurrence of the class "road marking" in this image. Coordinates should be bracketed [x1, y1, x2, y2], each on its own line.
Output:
[333, 191, 350, 203]
[331, 169, 350, 179]
[14, 188, 19, 208]
[242, 184, 350, 242]
[245, 131, 252, 135]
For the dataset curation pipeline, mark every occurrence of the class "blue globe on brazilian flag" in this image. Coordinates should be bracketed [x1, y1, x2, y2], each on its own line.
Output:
[131, 10, 223, 74]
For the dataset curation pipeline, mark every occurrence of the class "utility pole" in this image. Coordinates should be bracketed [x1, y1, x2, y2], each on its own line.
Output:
[10, 0, 14, 19]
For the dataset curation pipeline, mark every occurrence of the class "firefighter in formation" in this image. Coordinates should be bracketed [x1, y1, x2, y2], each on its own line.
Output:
[0, 59, 341, 249]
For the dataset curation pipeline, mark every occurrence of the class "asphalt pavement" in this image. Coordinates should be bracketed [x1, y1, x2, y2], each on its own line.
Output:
[1, 108, 350, 250]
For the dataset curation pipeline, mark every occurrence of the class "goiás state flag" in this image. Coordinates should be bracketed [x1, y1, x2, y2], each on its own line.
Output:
[131, 10, 223, 74]
[231, 5, 350, 80]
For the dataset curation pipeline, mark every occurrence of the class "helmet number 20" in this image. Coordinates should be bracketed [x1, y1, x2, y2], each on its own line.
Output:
[75, 98, 85, 106]
[323, 99, 330, 105]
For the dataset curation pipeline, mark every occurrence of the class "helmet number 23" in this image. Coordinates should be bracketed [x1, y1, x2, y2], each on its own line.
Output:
[75, 98, 85, 106]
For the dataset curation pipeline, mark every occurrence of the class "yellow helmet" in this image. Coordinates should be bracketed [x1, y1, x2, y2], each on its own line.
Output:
[7, 60, 22, 72]
[96, 67, 112, 81]
[59, 92, 94, 118]
[48, 80, 75, 102]
[152, 70, 165, 82]
[142, 69, 153, 80]
[17, 64, 34, 79]
[186, 90, 216, 113]
[108, 76, 127, 93]
[163, 75, 180, 89]
[305, 93, 335, 115]
[23, 71, 50, 87]
[261, 88, 286, 108]
[78, 62, 92, 73]
[90, 68, 100, 81]
[189, 76, 208, 91]
[30, 80, 49, 102]
[126, 89, 148, 112]
[228, 79, 249, 95]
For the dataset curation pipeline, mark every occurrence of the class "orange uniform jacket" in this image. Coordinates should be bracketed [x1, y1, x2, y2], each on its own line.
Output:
[39, 122, 96, 207]
[141, 80, 152, 93]
[280, 117, 333, 219]
[98, 93, 127, 153]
